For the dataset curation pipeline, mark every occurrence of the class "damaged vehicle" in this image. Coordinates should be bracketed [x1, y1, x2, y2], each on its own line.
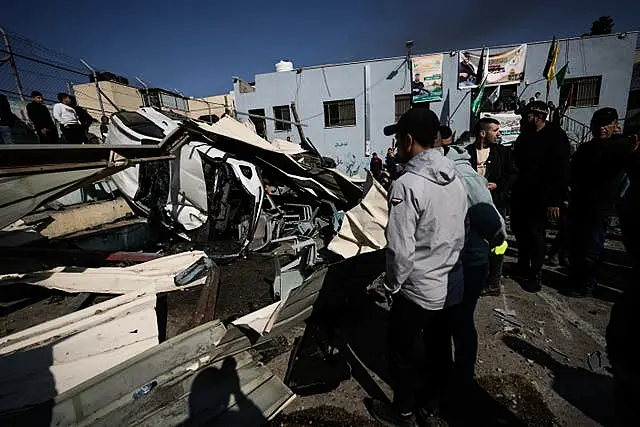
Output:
[107, 108, 265, 257]
[106, 107, 363, 258]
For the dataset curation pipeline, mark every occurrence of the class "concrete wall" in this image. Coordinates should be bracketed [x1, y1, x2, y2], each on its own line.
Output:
[235, 33, 638, 177]
[73, 81, 143, 120]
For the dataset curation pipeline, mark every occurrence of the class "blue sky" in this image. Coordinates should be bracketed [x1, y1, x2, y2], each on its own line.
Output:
[4, 0, 639, 97]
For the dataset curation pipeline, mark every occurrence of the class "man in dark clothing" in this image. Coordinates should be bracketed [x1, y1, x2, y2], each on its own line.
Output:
[466, 118, 517, 295]
[370, 152, 383, 180]
[511, 101, 570, 292]
[0, 93, 17, 144]
[566, 108, 639, 297]
[26, 91, 58, 144]
[606, 130, 640, 425]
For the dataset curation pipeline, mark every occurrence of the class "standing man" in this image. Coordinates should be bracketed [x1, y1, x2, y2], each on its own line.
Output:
[370, 152, 383, 181]
[26, 91, 58, 143]
[53, 93, 84, 144]
[534, 92, 542, 102]
[466, 118, 516, 295]
[566, 108, 639, 297]
[369, 108, 468, 426]
[511, 101, 570, 292]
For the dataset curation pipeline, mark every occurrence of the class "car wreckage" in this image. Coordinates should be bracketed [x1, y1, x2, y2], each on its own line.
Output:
[105, 107, 364, 258]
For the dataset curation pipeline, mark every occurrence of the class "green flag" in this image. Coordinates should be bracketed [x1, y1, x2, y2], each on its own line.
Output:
[471, 76, 487, 115]
[555, 63, 568, 88]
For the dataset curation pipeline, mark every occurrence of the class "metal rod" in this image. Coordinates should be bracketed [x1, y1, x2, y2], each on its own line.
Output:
[80, 58, 105, 116]
[0, 28, 25, 102]
[235, 111, 307, 127]
[0, 49, 86, 75]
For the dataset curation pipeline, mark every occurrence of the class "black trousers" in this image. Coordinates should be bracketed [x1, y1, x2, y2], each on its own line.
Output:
[61, 125, 85, 144]
[511, 202, 546, 277]
[388, 294, 452, 414]
[486, 206, 506, 287]
[37, 129, 59, 144]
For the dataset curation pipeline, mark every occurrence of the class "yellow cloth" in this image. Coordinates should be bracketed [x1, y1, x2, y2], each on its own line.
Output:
[491, 240, 508, 256]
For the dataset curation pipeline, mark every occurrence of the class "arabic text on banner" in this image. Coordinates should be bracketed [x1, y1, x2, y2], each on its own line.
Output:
[411, 54, 443, 103]
[487, 44, 527, 86]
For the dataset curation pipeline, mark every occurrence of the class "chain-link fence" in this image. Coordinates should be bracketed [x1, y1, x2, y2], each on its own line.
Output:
[1, 28, 232, 144]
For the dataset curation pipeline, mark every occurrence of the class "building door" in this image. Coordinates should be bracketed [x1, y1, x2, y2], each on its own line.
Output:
[248, 108, 267, 138]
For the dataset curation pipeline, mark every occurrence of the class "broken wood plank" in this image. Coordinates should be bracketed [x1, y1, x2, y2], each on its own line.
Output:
[0, 251, 209, 294]
[26, 198, 134, 239]
[0, 292, 158, 412]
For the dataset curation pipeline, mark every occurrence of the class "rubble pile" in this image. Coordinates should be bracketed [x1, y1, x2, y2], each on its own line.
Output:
[0, 108, 384, 426]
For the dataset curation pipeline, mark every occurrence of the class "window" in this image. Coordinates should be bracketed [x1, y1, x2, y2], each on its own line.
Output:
[395, 94, 412, 122]
[273, 105, 292, 131]
[559, 76, 602, 108]
[248, 108, 266, 138]
[323, 99, 356, 127]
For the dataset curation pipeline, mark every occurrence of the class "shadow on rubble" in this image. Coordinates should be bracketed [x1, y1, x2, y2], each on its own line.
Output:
[186, 357, 266, 426]
[0, 344, 55, 426]
[503, 335, 615, 426]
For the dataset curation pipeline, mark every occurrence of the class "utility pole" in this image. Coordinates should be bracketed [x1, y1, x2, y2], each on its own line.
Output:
[80, 59, 105, 116]
[0, 28, 25, 102]
[290, 102, 306, 143]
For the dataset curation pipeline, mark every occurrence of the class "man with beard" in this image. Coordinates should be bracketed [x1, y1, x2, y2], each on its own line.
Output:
[466, 118, 516, 296]
[510, 101, 570, 292]
[566, 108, 639, 297]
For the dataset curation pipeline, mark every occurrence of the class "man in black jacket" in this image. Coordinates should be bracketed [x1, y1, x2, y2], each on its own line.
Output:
[511, 101, 571, 292]
[26, 91, 58, 144]
[466, 118, 516, 295]
[566, 108, 639, 297]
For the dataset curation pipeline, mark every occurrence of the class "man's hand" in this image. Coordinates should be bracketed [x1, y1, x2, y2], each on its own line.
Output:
[547, 207, 560, 222]
[385, 290, 394, 307]
[488, 182, 497, 191]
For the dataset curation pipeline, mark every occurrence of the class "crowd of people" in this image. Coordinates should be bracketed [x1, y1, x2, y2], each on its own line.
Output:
[0, 91, 106, 144]
[368, 100, 639, 426]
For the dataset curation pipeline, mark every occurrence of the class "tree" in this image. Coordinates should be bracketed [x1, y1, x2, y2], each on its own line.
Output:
[590, 16, 614, 36]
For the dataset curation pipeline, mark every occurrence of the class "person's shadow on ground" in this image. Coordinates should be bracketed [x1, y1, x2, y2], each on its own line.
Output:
[186, 357, 266, 426]
[503, 335, 615, 426]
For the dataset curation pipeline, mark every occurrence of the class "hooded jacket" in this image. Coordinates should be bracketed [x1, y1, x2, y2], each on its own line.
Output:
[444, 146, 506, 267]
[385, 149, 468, 310]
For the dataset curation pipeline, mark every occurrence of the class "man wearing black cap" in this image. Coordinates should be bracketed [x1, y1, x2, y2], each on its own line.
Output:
[26, 91, 58, 144]
[368, 107, 468, 426]
[511, 101, 570, 292]
[566, 108, 639, 297]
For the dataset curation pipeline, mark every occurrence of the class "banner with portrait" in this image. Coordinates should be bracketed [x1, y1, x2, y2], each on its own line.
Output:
[411, 53, 443, 103]
[459, 45, 527, 89]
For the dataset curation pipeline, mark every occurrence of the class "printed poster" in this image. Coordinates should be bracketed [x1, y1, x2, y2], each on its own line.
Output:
[459, 45, 527, 89]
[487, 44, 527, 86]
[480, 111, 521, 146]
[411, 54, 443, 103]
[458, 50, 484, 89]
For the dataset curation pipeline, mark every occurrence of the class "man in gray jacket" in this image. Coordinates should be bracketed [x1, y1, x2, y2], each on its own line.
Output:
[369, 108, 468, 427]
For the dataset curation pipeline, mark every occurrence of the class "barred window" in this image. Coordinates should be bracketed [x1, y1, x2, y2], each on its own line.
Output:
[323, 99, 356, 127]
[395, 94, 412, 122]
[559, 76, 602, 108]
[273, 105, 291, 131]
